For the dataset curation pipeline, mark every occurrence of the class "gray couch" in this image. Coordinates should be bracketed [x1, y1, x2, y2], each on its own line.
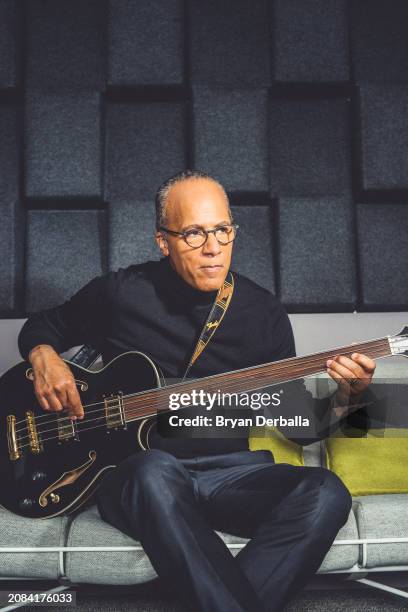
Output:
[1, 359, 408, 609]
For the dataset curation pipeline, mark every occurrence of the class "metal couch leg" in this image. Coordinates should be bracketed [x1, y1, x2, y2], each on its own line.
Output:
[356, 577, 408, 601]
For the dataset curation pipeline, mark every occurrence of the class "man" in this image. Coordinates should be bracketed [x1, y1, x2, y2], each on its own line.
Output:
[19, 170, 376, 611]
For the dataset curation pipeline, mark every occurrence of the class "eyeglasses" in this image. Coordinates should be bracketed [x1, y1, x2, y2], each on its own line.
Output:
[159, 224, 239, 248]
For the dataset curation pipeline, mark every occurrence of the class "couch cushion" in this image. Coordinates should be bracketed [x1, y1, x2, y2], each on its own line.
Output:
[325, 428, 408, 496]
[302, 440, 322, 468]
[249, 426, 304, 466]
[65, 503, 358, 584]
[0, 506, 68, 579]
[354, 494, 408, 568]
[318, 508, 359, 572]
[65, 506, 253, 584]
[65, 505, 156, 585]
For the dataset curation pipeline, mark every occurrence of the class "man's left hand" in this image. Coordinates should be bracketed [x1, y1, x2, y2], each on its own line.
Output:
[326, 353, 376, 407]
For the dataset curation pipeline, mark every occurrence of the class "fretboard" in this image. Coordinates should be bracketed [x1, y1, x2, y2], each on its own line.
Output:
[122, 336, 392, 423]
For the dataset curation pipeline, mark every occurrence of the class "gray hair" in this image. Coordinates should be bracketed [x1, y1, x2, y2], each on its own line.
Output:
[155, 169, 231, 230]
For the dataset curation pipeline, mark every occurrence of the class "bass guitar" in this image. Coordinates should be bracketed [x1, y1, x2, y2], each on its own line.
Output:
[0, 329, 407, 519]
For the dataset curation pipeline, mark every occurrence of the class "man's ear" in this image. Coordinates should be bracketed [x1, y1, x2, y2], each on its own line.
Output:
[155, 231, 169, 257]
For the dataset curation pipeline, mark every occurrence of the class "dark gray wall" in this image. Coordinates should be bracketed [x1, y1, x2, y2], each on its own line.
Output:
[1, 0, 408, 317]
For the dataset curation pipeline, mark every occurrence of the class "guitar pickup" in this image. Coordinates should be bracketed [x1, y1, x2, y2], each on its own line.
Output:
[104, 393, 126, 430]
[56, 414, 77, 442]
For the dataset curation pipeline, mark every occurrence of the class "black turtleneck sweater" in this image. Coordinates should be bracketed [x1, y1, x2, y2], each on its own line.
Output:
[18, 258, 348, 458]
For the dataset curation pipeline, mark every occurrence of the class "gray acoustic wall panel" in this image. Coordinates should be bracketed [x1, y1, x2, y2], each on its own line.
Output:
[0, 0, 18, 88]
[105, 102, 186, 200]
[359, 84, 408, 192]
[351, 0, 408, 83]
[0, 199, 20, 313]
[189, 0, 271, 86]
[26, 0, 105, 91]
[1, 1, 408, 318]
[279, 197, 356, 310]
[230, 205, 275, 294]
[193, 89, 269, 192]
[108, 201, 160, 271]
[273, 0, 349, 83]
[26, 210, 106, 312]
[108, 0, 184, 85]
[270, 98, 351, 197]
[0, 104, 18, 202]
[25, 93, 102, 198]
[0, 105, 20, 312]
[357, 204, 408, 309]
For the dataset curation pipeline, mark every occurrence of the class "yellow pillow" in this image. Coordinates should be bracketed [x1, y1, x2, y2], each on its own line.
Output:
[325, 428, 408, 496]
[249, 426, 304, 466]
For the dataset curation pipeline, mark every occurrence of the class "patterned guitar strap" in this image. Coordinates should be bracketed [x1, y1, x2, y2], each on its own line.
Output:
[181, 271, 234, 381]
[141, 272, 235, 450]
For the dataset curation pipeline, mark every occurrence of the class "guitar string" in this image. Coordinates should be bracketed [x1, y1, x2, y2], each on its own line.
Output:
[14, 341, 390, 440]
[15, 340, 389, 436]
[15, 378, 374, 451]
[13, 336, 391, 429]
[16, 385, 386, 449]
[15, 344, 389, 447]
[14, 377, 385, 451]
[19, 420, 137, 448]
[13, 336, 393, 434]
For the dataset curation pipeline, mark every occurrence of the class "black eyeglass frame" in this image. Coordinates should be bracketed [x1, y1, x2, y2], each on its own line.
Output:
[158, 223, 239, 248]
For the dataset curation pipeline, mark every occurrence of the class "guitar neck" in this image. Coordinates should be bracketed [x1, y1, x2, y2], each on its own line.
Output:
[122, 336, 393, 424]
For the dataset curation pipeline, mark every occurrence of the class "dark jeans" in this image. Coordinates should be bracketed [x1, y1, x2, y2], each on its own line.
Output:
[96, 449, 351, 612]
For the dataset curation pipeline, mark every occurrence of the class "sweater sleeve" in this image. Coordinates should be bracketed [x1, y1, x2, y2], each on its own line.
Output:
[18, 272, 117, 361]
[264, 297, 374, 445]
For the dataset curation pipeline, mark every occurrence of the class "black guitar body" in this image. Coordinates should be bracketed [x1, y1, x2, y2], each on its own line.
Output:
[0, 352, 161, 519]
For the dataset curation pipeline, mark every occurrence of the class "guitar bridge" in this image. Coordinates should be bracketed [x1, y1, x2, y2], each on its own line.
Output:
[7, 415, 21, 461]
[26, 410, 43, 454]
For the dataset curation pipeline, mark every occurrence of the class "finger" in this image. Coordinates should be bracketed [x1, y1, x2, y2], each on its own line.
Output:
[44, 391, 64, 412]
[327, 357, 362, 382]
[327, 367, 351, 389]
[335, 355, 366, 378]
[328, 368, 365, 397]
[35, 390, 51, 412]
[327, 370, 360, 403]
[66, 387, 84, 420]
[351, 352, 376, 374]
[54, 385, 70, 409]
[327, 360, 365, 395]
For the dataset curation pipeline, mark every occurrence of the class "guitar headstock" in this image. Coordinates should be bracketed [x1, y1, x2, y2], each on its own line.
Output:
[389, 327, 408, 357]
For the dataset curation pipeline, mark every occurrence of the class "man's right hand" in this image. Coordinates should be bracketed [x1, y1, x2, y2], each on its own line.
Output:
[28, 345, 84, 420]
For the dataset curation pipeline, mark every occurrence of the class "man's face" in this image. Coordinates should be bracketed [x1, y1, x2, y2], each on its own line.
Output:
[156, 178, 233, 292]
